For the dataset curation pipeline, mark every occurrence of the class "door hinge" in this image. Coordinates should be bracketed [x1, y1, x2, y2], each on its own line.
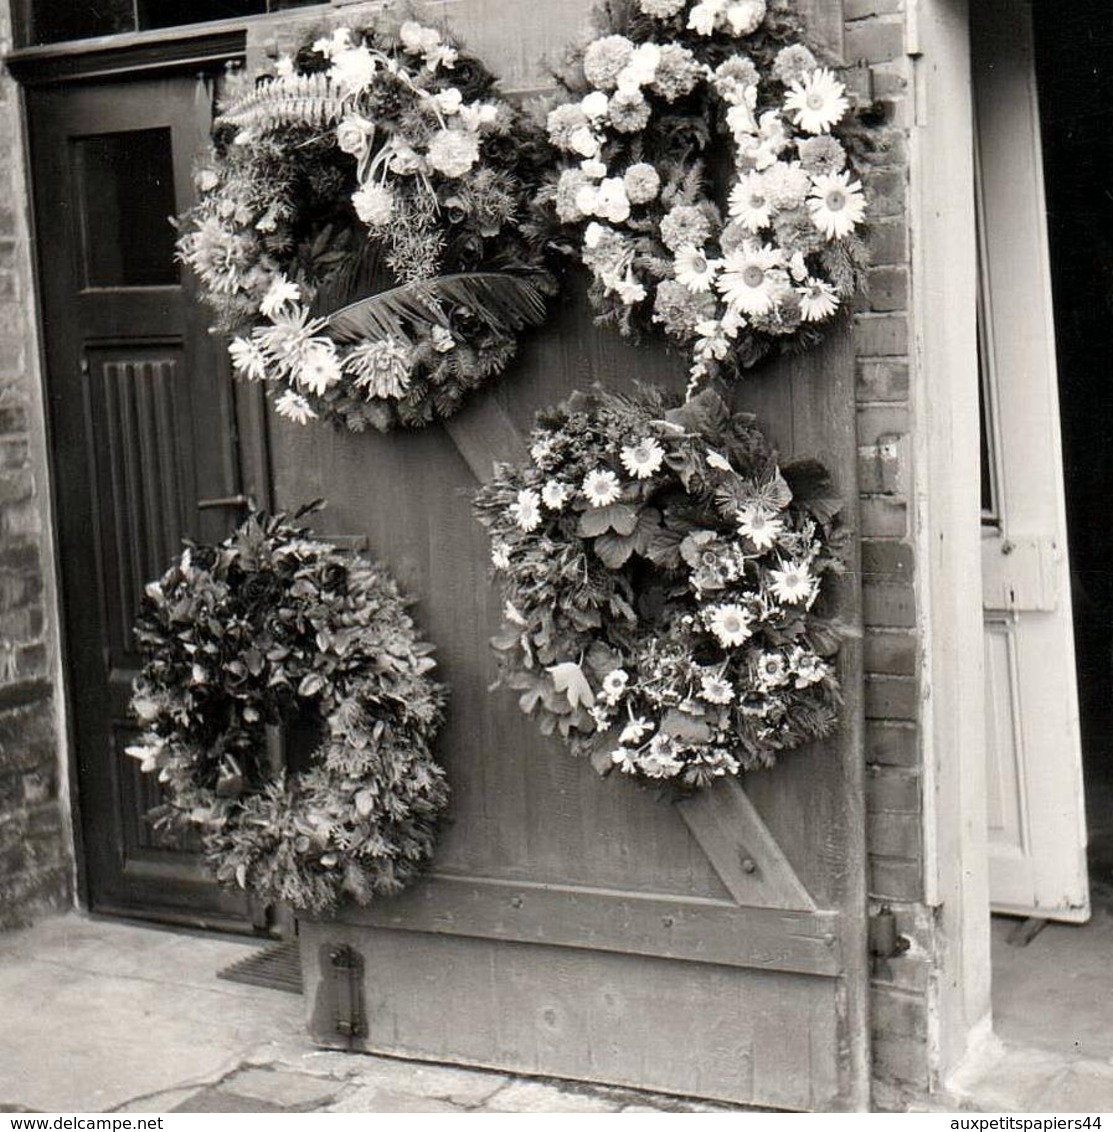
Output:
[326, 944, 366, 1043]
[868, 905, 910, 960]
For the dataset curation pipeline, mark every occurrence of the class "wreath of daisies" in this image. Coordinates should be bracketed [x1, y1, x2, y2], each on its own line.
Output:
[542, 0, 870, 386]
[126, 508, 448, 913]
[474, 385, 845, 789]
[176, 7, 554, 432]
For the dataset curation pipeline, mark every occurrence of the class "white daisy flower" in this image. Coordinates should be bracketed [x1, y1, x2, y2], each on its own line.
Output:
[273, 388, 317, 424]
[797, 277, 840, 322]
[530, 436, 557, 468]
[582, 468, 623, 508]
[228, 337, 267, 382]
[541, 480, 570, 510]
[808, 171, 867, 240]
[728, 172, 774, 232]
[790, 646, 828, 687]
[296, 343, 343, 395]
[755, 651, 789, 688]
[699, 673, 736, 704]
[619, 716, 653, 745]
[784, 68, 850, 134]
[674, 246, 723, 293]
[769, 560, 817, 605]
[510, 488, 543, 532]
[601, 668, 630, 703]
[707, 602, 754, 647]
[620, 437, 666, 479]
[259, 275, 301, 319]
[716, 241, 787, 316]
[737, 505, 785, 549]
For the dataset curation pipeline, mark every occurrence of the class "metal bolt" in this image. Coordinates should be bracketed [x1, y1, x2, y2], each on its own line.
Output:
[741, 858, 757, 874]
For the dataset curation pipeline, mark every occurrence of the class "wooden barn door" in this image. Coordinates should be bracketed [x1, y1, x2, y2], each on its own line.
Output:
[27, 72, 271, 929]
[286, 0, 867, 1110]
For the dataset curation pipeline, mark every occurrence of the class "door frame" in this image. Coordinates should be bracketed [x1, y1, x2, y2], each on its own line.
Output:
[13, 30, 274, 917]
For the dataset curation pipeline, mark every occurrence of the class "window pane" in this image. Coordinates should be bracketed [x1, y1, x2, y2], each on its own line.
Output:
[74, 129, 178, 288]
[25, 0, 135, 44]
[136, 0, 265, 29]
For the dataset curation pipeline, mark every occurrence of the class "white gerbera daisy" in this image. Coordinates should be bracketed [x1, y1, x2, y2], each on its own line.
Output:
[769, 560, 817, 605]
[296, 343, 343, 395]
[228, 337, 267, 381]
[728, 172, 774, 232]
[510, 488, 543, 532]
[755, 651, 789, 688]
[273, 388, 317, 424]
[541, 480, 570, 510]
[601, 668, 630, 703]
[790, 646, 828, 687]
[259, 275, 301, 319]
[582, 468, 623, 508]
[707, 602, 754, 647]
[737, 505, 785, 549]
[808, 171, 867, 240]
[699, 673, 736, 704]
[784, 68, 850, 134]
[620, 437, 666, 479]
[716, 241, 786, 316]
[674, 246, 722, 293]
[797, 277, 840, 322]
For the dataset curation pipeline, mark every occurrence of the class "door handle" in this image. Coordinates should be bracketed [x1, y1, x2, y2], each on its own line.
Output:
[197, 493, 254, 512]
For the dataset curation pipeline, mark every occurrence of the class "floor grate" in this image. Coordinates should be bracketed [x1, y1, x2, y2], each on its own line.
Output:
[216, 939, 303, 995]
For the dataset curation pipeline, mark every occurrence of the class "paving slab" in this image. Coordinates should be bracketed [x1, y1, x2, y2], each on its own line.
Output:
[220, 1067, 343, 1109]
[479, 1079, 623, 1113]
[327, 1086, 466, 1113]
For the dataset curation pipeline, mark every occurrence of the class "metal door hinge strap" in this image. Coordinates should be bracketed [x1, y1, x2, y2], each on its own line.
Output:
[329, 944, 366, 1039]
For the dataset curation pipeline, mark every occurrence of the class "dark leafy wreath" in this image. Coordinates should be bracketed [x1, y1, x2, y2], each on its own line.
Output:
[538, 0, 871, 388]
[176, 4, 555, 432]
[474, 385, 845, 789]
[126, 507, 448, 913]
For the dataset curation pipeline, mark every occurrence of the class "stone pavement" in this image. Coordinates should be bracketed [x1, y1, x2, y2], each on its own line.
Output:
[1, 912, 1112, 1113]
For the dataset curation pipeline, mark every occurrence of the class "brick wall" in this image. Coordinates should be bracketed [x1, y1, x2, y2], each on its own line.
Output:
[0, 0, 70, 929]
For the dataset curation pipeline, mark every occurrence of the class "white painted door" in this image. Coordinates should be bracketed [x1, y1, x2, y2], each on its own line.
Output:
[972, 0, 1089, 922]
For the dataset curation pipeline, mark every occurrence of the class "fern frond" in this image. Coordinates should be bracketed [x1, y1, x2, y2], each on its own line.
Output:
[218, 72, 348, 133]
[325, 271, 551, 349]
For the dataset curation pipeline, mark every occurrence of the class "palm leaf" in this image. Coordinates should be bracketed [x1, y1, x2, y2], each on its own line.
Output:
[324, 271, 551, 349]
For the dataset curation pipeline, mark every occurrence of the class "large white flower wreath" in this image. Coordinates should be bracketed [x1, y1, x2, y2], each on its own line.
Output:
[543, 0, 870, 385]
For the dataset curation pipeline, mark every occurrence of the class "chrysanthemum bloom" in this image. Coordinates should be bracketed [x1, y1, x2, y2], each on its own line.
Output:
[762, 161, 811, 209]
[541, 480, 570, 510]
[623, 162, 661, 205]
[259, 275, 301, 319]
[608, 88, 652, 133]
[616, 42, 661, 91]
[547, 103, 592, 150]
[651, 44, 702, 101]
[772, 43, 819, 86]
[510, 488, 542, 532]
[659, 205, 714, 253]
[769, 560, 817, 605]
[329, 42, 377, 96]
[700, 673, 736, 704]
[582, 468, 623, 507]
[345, 337, 413, 399]
[652, 280, 718, 337]
[490, 542, 511, 570]
[798, 134, 848, 176]
[737, 505, 786, 549]
[716, 241, 787, 316]
[620, 437, 666, 479]
[671, 246, 721, 294]
[784, 68, 850, 134]
[228, 337, 268, 382]
[583, 35, 636, 91]
[296, 342, 343, 395]
[808, 171, 867, 239]
[707, 602, 755, 647]
[797, 277, 840, 322]
[713, 55, 761, 104]
[427, 128, 481, 178]
[274, 389, 318, 424]
[351, 183, 395, 228]
[755, 650, 789, 688]
[729, 172, 774, 233]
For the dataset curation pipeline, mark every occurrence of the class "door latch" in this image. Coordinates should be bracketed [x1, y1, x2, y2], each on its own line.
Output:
[196, 493, 254, 512]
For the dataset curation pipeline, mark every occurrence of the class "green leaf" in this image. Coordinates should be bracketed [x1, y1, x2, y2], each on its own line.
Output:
[660, 709, 711, 744]
[643, 526, 684, 569]
[577, 503, 638, 538]
[594, 532, 634, 569]
[783, 459, 843, 525]
[325, 271, 551, 350]
[590, 747, 616, 776]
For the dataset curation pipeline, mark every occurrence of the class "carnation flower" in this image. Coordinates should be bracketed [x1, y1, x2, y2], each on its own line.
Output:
[639, 0, 686, 16]
[755, 651, 789, 688]
[737, 505, 785, 549]
[601, 668, 629, 704]
[623, 163, 661, 205]
[609, 269, 647, 305]
[716, 241, 787, 316]
[228, 337, 267, 381]
[659, 205, 713, 253]
[713, 55, 761, 105]
[595, 177, 633, 224]
[761, 161, 811, 209]
[772, 43, 819, 86]
[336, 114, 374, 156]
[547, 103, 591, 150]
[700, 673, 736, 704]
[674, 246, 723, 293]
[296, 342, 343, 395]
[652, 280, 718, 337]
[707, 602, 754, 647]
[688, 0, 726, 35]
[329, 43, 377, 95]
[352, 183, 395, 227]
[798, 135, 848, 176]
[274, 389, 317, 424]
[582, 468, 622, 507]
[608, 88, 652, 133]
[808, 171, 867, 239]
[581, 91, 610, 119]
[426, 128, 481, 178]
[541, 480, 570, 509]
[728, 172, 773, 232]
[345, 337, 412, 399]
[583, 35, 636, 91]
[724, 0, 766, 37]
[260, 275, 301, 319]
[726, 102, 759, 141]
[400, 21, 440, 56]
[555, 169, 592, 222]
[784, 68, 850, 135]
[620, 437, 666, 479]
[510, 488, 543, 532]
[797, 277, 839, 322]
[433, 87, 464, 116]
[769, 560, 817, 605]
[651, 44, 702, 101]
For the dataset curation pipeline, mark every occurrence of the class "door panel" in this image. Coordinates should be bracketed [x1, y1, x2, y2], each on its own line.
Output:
[28, 74, 269, 928]
[973, 0, 1090, 922]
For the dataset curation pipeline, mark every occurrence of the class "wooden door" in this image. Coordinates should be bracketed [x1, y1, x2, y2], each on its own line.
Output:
[285, 3, 865, 1110]
[28, 73, 271, 929]
[973, 0, 1090, 922]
